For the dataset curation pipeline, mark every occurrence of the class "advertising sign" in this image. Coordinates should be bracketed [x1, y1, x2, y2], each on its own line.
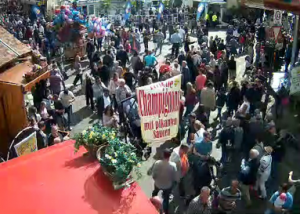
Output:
[290, 67, 300, 95]
[273, 10, 282, 25]
[136, 75, 181, 144]
[14, 132, 38, 157]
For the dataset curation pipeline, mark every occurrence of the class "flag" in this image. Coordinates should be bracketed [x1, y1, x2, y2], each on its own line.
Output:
[157, 2, 164, 20]
[196, 3, 206, 21]
[124, 1, 132, 21]
[32, 5, 42, 17]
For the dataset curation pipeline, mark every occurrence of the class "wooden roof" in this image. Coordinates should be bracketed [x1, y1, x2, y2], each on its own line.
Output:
[0, 26, 31, 69]
[0, 61, 50, 91]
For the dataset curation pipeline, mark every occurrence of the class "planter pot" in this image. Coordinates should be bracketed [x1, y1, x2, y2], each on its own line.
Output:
[96, 145, 133, 190]
[83, 144, 101, 159]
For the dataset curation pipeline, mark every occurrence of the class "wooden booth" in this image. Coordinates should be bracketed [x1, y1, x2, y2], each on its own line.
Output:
[0, 26, 49, 157]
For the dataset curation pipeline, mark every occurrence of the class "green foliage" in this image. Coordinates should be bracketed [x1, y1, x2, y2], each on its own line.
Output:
[100, 138, 142, 182]
[74, 123, 142, 182]
[163, 0, 170, 7]
[102, 0, 111, 10]
[74, 124, 117, 152]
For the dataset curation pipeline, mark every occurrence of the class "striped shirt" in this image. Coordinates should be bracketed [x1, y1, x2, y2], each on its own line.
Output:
[219, 187, 241, 211]
[187, 196, 212, 214]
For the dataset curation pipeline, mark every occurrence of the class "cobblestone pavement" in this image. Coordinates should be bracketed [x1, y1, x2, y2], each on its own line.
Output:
[63, 30, 300, 214]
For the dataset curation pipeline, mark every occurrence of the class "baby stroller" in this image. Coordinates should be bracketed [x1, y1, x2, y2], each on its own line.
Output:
[121, 98, 152, 160]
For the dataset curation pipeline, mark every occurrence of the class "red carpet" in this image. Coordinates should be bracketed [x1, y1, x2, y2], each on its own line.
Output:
[0, 140, 158, 214]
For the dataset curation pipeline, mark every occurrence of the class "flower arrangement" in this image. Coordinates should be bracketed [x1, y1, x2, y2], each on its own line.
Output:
[74, 124, 117, 152]
[24, 64, 44, 82]
[99, 138, 142, 183]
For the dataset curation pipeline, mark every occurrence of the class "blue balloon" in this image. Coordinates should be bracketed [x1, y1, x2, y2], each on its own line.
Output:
[72, 11, 79, 16]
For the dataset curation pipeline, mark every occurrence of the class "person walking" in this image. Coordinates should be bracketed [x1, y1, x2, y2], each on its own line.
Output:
[239, 149, 260, 206]
[151, 148, 177, 214]
[255, 146, 273, 199]
[171, 30, 183, 58]
[170, 144, 190, 198]
[153, 30, 164, 55]
[200, 81, 216, 120]
[73, 55, 83, 86]
[218, 180, 242, 213]
[187, 186, 213, 214]
[59, 89, 75, 131]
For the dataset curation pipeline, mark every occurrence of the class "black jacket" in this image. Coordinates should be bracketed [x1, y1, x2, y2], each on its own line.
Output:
[239, 158, 259, 185]
[103, 54, 114, 67]
[116, 50, 129, 65]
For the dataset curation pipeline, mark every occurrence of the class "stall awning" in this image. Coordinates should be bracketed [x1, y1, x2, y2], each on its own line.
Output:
[0, 26, 31, 69]
[243, 0, 300, 13]
[0, 141, 158, 214]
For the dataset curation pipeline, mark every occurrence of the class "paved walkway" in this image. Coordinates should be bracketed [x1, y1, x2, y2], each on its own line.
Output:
[63, 30, 300, 213]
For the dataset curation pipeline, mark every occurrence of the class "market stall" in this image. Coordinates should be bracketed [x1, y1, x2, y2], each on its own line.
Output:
[0, 61, 50, 157]
[0, 140, 158, 214]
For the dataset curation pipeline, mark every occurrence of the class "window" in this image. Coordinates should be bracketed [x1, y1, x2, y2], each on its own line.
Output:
[88, 4, 94, 15]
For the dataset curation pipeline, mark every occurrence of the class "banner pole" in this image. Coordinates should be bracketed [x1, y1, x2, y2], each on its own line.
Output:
[291, 15, 299, 67]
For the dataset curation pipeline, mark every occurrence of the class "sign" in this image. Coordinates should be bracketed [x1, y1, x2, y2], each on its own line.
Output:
[265, 26, 282, 42]
[14, 132, 38, 157]
[273, 10, 282, 25]
[290, 67, 300, 95]
[136, 75, 181, 144]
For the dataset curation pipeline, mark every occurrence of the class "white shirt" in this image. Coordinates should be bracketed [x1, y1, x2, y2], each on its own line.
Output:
[237, 101, 250, 115]
[39, 25, 44, 35]
[103, 95, 111, 109]
[259, 154, 272, 181]
[59, 91, 75, 108]
[195, 128, 205, 143]
[40, 108, 49, 119]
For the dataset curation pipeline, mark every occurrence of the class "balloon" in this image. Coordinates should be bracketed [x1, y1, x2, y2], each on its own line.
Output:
[60, 5, 66, 10]
[72, 11, 79, 16]
[65, 9, 71, 15]
[96, 18, 101, 24]
[67, 19, 73, 24]
[55, 9, 60, 15]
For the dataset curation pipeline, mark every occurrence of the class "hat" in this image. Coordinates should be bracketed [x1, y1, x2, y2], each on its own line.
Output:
[103, 87, 109, 92]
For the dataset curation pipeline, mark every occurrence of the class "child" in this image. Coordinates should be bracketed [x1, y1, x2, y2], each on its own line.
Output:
[274, 193, 287, 209]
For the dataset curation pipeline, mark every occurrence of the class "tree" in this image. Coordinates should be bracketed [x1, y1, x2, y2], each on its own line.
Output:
[102, 0, 111, 13]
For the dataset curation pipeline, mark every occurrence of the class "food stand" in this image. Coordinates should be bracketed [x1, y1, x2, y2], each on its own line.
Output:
[0, 26, 50, 157]
[0, 141, 159, 214]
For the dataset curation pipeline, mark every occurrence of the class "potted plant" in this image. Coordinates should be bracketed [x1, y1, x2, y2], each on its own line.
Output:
[97, 138, 142, 189]
[74, 124, 117, 158]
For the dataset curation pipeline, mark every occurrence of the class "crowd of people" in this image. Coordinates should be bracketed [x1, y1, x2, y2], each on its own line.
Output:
[1, 4, 300, 214]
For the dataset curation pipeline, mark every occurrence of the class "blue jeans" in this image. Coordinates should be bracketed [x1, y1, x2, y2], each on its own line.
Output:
[97, 38, 103, 51]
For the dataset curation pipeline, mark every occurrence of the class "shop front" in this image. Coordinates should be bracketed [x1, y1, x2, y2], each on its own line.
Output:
[61, 0, 101, 16]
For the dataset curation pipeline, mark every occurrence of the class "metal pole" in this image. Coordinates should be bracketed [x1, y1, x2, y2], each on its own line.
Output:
[291, 15, 299, 66]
